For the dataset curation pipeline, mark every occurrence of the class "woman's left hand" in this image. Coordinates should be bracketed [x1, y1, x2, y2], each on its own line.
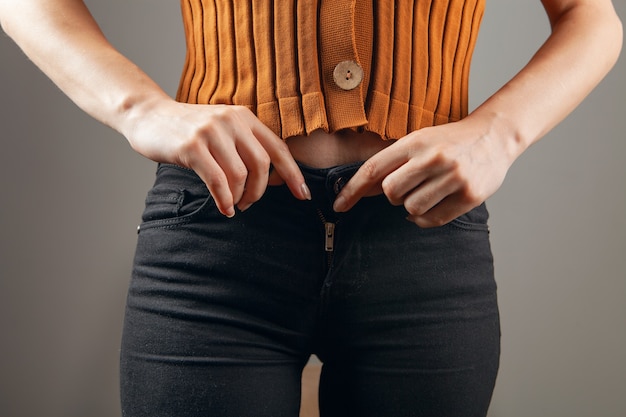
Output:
[332, 0, 622, 229]
[332, 118, 515, 228]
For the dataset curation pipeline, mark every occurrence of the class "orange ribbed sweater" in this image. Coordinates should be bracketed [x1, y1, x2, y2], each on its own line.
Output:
[176, 0, 485, 140]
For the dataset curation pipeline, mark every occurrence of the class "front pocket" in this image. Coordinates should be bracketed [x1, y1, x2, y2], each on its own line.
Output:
[142, 186, 210, 222]
[138, 165, 214, 230]
[448, 202, 490, 232]
[139, 189, 214, 230]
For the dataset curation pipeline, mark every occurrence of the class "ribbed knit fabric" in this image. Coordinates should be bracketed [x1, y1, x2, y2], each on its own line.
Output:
[176, 0, 485, 141]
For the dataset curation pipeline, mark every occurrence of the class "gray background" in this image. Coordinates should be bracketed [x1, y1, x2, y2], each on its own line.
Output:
[0, 1, 624, 416]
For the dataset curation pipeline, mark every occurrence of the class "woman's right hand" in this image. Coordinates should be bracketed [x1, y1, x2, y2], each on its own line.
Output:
[0, 0, 309, 218]
[124, 98, 311, 217]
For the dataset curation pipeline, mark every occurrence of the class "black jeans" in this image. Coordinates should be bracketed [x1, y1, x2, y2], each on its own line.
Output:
[120, 163, 500, 417]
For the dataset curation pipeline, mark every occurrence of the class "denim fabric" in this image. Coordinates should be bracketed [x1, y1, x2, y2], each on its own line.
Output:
[120, 162, 500, 417]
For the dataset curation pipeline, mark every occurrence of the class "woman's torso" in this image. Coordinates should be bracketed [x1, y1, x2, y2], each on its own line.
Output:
[176, 0, 486, 167]
[286, 129, 393, 168]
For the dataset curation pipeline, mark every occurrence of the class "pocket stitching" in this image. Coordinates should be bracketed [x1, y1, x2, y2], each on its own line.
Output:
[138, 194, 214, 231]
[448, 218, 489, 232]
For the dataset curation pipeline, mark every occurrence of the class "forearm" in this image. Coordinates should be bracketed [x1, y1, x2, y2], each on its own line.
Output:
[468, 0, 622, 163]
[1, 0, 311, 215]
[0, 0, 168, 136]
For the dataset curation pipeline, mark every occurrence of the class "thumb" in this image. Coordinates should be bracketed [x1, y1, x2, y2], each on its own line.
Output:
[267, 166, 286, 186]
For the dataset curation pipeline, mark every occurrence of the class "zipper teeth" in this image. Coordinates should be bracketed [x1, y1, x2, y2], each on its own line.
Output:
[316, 208, 339, 225]
[316, 208, 327, 224]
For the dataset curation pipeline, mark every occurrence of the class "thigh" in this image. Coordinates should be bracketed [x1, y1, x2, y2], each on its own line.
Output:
[317, 202, 500, 417]
[120, 165, 322, 417]
[120, 308, 305, 417]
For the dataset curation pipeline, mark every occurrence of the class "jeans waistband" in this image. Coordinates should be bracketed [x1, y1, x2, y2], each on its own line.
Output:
[156, 161, 365, 206]
[297, 161, 365, 204]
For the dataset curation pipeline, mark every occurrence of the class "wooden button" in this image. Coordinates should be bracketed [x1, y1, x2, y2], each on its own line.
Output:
[333, 60, 363, 90]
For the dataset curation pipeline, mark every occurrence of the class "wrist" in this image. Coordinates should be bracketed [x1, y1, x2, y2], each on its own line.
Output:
[114, 89, 172, 141]
[465, 108, 530, 167]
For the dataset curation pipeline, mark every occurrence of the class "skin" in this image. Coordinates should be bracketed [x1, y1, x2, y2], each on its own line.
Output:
[0, 0, 622, 225]
[333, 0, 623, 227]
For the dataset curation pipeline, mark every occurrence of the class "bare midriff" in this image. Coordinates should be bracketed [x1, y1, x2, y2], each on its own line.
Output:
[286, 129, 396, 168]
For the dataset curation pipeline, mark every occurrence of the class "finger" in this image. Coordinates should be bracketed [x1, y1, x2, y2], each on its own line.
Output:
[267, 165, 286, 186]
[189, 148, 235, 218]
[234, 132, 271, 212]
[208, 136, 249, 207]
[333, 150, 405, 212]
[406, 192, 475, 228]
[380, 161, 431, 206]
[246, 115, 310, 201]
[402, 175, 459, 219]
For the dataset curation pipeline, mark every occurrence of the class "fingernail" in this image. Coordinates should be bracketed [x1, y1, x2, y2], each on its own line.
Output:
[238, 202, 252, 212]
[301, 183, 312, 201]
[333, 195, 346, 212]
[225, 207, 236, 218]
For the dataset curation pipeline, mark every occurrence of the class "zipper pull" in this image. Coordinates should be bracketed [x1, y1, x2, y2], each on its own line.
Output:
[325, 222, 335, 252]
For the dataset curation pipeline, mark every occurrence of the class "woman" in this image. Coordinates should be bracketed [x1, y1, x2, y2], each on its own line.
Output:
[0, 1, 621, 416]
